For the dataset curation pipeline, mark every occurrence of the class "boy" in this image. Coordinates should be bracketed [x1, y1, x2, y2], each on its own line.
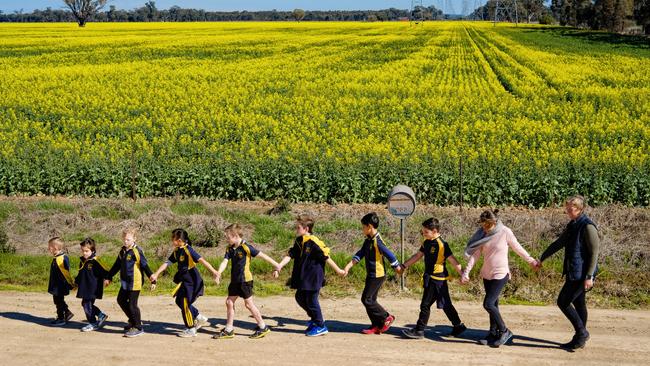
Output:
[276, 215, 345, 337]
[401, 218, 466, 339]
[47, 237, 75, 326]
[343, 212, 402, 334]
[213, 224, 281, 340]
[105, 227, 155, 338]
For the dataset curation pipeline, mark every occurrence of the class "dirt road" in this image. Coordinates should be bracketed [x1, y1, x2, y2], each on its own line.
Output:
[0, 292, 648, 365]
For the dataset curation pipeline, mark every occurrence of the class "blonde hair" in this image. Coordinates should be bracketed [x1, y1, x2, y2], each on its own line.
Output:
[48, 237, 65, 251]
[122, 226, 138, 238]
[296, 214, 315, 233]
[565, 195, 586, 212]
[224, 223, 243, 237]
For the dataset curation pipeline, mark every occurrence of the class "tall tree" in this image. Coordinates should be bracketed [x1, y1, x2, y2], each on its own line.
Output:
[63, 0, 107, 26]
[292, 8, 305, 21]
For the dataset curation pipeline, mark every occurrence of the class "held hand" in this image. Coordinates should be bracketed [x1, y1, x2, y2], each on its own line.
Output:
[530, 259, 541, 272]
[460, 275, 470, 285]
[215, 272, 221, 285]
[395, 265, 403, 275]
[337, 268, 346, 276]
[584, 278, 594, 291]
[103, 279, 111, 288]
[150, 274, 158, 283]
[272, 270, 280, 279]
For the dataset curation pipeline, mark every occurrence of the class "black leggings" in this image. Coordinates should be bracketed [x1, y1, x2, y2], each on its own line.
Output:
[117, 289, 142, 330]
[81, 299, 101, 323]
[483, 275, 509, 334]
[557, 279, 588, 335]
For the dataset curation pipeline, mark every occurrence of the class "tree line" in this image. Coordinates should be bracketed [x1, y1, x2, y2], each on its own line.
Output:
[471, 0, 649, 33]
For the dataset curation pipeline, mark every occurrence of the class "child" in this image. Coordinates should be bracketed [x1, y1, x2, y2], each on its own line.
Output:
[75, 237, 110, 332]
[150, 228, 220, 338]
[343, 212, 401, 335]
[47, 237, 75, 326]
[276, 215, 346, 337]
[212, 224, 281, 340]
[401, 218, 467, 339]
[105, 227, 155, 338]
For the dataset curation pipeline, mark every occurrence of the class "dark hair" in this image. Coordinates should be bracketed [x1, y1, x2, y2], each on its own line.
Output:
[479, 209, 500, 225]
[171, 228, 192, 245]
[296, 215, 315, 233]
[421, 218, 440, 231]
[361, 212, 379, 229]
[79, 237, 96, 253]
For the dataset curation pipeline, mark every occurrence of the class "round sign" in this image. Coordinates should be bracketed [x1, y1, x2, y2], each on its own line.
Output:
[387, 185, 416, 219]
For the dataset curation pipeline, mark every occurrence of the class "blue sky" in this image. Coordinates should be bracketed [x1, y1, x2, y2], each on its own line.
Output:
[0, 1, 488, 15]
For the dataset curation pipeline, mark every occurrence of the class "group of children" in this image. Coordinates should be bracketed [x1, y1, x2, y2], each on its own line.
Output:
[46, 212, 499, 344]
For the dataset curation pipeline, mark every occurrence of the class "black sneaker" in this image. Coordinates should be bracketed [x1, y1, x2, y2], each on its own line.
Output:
[213, 328, 234, 339]
[451, 323, 467, 337]
[402, 328, 424, 339]
[51, 318, 66, 326]
[479, 331, 498, 345]
[491, 329, 513, 348]
[249, 326, 271, 339]
[64, 310, 74, 323]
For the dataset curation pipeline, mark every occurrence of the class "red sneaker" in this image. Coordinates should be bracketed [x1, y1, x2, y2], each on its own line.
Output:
[379, 315, 395, 333]
[361, 326, 380, 335]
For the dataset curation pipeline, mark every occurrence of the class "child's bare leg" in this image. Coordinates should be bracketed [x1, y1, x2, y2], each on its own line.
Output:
[225, 296, 238, 331]
[244, 297, 266, 328]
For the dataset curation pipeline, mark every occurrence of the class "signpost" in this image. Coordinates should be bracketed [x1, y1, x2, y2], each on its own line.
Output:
[387, 185, 416, 291]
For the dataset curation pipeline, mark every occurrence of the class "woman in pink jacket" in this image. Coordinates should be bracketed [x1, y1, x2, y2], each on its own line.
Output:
[461, 209, 539, 348]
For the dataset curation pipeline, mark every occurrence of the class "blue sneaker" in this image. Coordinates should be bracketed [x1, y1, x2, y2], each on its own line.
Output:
[306, 325, 328, 337]
[305, 320, 316, 332]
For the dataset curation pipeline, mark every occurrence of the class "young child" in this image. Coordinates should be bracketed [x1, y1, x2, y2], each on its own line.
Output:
[75, 237, 110, 332]
[276, 215, 346, 337]
[343, 212, 402, 335]
[150, 228, 220, 338]
[105, 227, 155, 338]
[401, 218, 467, 339]
[47, 237, 75, 326]
[212, 224, 281, 340]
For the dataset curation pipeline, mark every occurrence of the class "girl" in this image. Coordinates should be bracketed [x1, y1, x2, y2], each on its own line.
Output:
[75, 237, 110, 332]
[106, 227, 155, 338]
[48, 237, 75, 326]
[150, 228, 220, 338]
[461, 209, 539, 347]
[212, 224, 281, 340]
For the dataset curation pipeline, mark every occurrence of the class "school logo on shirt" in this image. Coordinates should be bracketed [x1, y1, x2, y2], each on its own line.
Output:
[126, 255, 132, 261]
[88, 263, 93, 270]
[180, 255, 186, 262]
[237, 251, 244, 259]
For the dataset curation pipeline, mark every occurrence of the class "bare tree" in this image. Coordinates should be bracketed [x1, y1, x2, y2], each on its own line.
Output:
[63, 0, 108, 27]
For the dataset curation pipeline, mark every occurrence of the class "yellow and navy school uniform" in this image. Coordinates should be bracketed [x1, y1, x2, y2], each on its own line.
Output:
[225, 240, 259, 299]
[288, 234, 331, 328]
[48, 252, 75, 320]
[353, 233, 399, 327]
[288, 234, 330, 291]
[167, 244, 204, 328]
[75, 254, 110, 300]
[107, 244, 153, 291]
[75, 254, 110, 323]
[414, 236, 462, 330]
[353, 232, 400, 279]
[48, 252, 75, 297]
[106, 244, 153, 330]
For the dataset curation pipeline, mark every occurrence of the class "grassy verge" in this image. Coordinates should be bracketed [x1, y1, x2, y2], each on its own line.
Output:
[0, 197, 648, 309]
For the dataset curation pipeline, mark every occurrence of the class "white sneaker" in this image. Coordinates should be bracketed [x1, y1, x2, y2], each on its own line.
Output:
[195, 314, 209, 330]
[81, 323, 99, 332]
[178, 327, 197, 338]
